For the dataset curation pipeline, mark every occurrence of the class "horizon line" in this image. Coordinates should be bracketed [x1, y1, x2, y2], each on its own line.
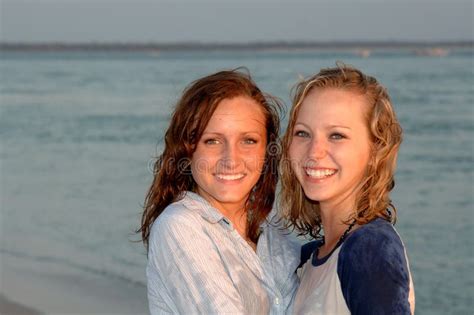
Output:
[1, 40, 472, 52]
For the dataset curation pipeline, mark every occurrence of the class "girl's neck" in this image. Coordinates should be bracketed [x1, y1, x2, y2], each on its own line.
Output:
[210, 201, 253, 248]
[195, 190, 254, 250]
[319, 200, 355, 251]
[214, 203, 246, 228]
[227, 209, 257, 251]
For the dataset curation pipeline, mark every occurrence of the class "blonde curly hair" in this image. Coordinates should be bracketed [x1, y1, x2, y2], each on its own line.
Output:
[280, 63, 403, 238]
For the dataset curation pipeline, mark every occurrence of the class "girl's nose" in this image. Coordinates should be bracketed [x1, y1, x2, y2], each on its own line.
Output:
[220, 143, 240, 168]
[308, 137, 327, 160]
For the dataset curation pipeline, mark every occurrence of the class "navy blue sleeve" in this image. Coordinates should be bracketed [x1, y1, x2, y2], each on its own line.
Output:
[337, 220, 412, 315]
[299, 240, 320, 268]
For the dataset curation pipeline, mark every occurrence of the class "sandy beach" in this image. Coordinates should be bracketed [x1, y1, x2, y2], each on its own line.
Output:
[0, 252, 148, 314]
[0, 294, 42, 315]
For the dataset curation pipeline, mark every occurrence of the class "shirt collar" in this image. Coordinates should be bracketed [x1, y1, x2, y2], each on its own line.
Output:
[178, 191, 271, 230]
[179, 191, 225, 224]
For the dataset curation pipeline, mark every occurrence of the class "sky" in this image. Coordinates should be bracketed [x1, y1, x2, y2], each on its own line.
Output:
[0, 0, 473, 43]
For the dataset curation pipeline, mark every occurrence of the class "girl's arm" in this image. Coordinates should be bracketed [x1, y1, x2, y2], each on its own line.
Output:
[337, 220, 415, 315]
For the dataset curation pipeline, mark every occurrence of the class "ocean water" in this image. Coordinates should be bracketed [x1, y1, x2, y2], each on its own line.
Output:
[1, 49, 473, 314]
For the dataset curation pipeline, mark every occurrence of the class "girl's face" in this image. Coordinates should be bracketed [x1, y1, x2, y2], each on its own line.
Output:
[191, 96, 267, 213]
[289, 88, 372, 210]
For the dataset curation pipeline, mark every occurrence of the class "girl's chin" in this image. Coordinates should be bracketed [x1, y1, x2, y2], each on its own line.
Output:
[301, 188, 329, 203]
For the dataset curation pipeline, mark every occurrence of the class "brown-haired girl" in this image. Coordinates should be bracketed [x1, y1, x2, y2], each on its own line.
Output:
[139, 69, 299, 314]
[280, 64, 415, 314]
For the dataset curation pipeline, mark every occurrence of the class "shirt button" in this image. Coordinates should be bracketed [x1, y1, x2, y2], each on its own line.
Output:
[274, 297, 280, 305]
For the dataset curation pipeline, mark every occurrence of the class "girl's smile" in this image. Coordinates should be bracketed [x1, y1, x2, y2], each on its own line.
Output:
[303, 167, 338, 181]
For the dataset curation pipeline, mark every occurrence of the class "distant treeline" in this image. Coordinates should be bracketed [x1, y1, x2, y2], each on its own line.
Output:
[0, 41, 472, 52]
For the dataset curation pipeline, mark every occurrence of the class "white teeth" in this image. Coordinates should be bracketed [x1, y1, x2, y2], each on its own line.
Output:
[216, 174, 245, 181]
[305, 169, 336, 179]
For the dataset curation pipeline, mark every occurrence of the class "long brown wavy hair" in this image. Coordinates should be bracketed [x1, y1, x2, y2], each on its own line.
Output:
[139, 68, 282, 249]
[280, 63, 403, 239]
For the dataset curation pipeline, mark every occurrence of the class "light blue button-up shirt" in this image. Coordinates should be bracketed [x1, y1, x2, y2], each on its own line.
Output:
[146, 191, 300, 314]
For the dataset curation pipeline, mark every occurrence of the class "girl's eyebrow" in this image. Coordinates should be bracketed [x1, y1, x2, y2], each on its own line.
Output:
[201, 131, 264, 136]
[328, 124, 352, 130]
[294, 122, 310, 128]
[294, 122, 351, 130]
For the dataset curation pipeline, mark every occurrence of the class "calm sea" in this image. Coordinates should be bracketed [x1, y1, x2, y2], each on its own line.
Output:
[1, 49, 473, 314]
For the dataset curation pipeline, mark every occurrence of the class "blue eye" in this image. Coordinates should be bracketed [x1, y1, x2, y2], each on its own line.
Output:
[243, 138, 258, 144]
[330, 133, 345, 140]
[294, 130, 310, 138]
[204, 139, 220, 145]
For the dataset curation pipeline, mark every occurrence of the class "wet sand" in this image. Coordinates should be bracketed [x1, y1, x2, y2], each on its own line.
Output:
[0, 294, 42, 315]
[1, 253, 148, 314]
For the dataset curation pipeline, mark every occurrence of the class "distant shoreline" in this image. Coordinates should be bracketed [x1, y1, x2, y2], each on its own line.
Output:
[1, 40, 472, 52]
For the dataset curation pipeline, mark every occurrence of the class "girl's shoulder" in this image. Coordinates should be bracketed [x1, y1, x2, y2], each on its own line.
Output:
[338, 217, 410, 281]
[299, 239, 323, 268]
[341, 218, 404, 256]
[149, 195, 208, 244]
[154, 199, 198, 227]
